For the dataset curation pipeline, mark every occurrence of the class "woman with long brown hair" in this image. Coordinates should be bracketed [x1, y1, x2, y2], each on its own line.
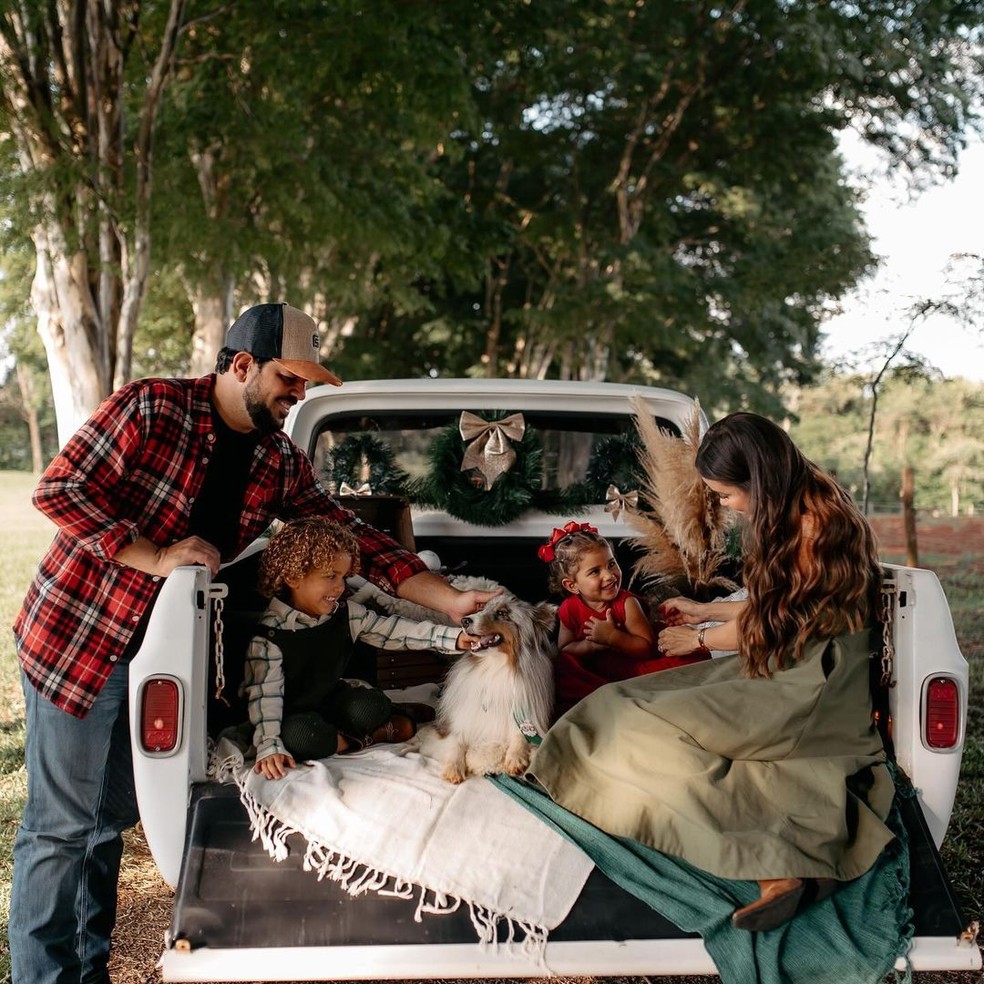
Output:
[528, 412, 894, 932]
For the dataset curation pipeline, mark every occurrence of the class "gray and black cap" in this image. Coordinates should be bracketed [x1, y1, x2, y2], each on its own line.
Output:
[225, 302, 342, 386]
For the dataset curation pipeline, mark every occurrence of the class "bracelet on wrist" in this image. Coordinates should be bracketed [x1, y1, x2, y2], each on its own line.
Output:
[697, 628, 706, 648]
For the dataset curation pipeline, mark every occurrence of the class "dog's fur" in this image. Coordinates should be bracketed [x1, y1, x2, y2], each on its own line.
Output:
[420, 592, 557, 784]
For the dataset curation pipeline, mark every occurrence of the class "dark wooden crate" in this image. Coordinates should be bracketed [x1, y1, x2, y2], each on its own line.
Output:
[339, 494, 415, 551]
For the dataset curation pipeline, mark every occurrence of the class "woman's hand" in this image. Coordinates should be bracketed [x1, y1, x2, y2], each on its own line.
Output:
[657, 596, 705, 626]
[658, 625, 702, 657]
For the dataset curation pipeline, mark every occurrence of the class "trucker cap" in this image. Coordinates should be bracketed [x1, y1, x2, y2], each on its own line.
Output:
[224, 302, 342, 386]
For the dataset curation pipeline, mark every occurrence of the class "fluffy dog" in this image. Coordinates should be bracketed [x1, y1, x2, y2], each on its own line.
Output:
[420, 592, 557, 784]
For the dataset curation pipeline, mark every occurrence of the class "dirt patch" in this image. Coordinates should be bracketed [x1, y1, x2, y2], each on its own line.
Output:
[869, 515, 984, 564]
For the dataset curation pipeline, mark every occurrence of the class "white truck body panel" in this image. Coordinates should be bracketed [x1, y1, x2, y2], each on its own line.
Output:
[157, 933, 984, 981]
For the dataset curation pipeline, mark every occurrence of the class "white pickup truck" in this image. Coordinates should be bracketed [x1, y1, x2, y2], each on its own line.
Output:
[128, 378, 980, 981]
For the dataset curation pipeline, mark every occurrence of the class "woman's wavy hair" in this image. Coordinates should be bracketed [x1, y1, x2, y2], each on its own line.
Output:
[696, 412, 881, 678]
[258, 517, 361, 600]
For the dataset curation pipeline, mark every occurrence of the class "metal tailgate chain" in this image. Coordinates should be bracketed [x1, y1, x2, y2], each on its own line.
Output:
[210, 584, 230, 705]
[879, 578, 897, 689]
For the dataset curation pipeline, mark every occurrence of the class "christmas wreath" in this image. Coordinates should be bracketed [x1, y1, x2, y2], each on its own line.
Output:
[407, 410, 573, 527]
[565, 431, 645, 511]
[322, 434, 409, 496]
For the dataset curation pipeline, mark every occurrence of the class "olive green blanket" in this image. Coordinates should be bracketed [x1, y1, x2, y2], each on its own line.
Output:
[492, 773, 913, 984]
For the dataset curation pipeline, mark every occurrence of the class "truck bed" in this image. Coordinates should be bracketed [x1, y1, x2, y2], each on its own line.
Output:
[161, 769, 974, 980]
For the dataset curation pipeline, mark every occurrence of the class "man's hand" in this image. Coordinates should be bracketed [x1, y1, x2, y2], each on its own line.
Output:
[445, 588, 498, 625]
[397, 571, 497, 624]
[115, 534, 221, 577]
[255, 752, 296, 780]
[155, 536, 222, 576]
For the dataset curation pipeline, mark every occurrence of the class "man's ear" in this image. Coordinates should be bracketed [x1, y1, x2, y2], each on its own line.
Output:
[230, 351, 254, 381]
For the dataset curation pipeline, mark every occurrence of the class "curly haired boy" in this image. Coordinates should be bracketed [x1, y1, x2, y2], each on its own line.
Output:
[245, 517, 475, 779]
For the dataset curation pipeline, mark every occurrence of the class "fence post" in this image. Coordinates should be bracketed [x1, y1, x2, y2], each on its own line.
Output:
[901, 465, 919, 567]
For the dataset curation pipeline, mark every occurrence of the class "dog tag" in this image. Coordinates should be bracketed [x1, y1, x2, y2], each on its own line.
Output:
[513, 710, 543, 745]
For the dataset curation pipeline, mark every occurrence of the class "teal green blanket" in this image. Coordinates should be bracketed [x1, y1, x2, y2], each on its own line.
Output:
[491, 774, 913, 984]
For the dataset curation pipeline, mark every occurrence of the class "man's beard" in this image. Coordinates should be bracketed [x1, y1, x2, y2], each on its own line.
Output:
[243, 378, 289, 435]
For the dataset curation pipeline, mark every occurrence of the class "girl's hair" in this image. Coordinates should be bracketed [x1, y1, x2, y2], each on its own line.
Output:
[544, 529, 612, 596]
[696, 412, 881, 678]
[257, 517, 361, 600]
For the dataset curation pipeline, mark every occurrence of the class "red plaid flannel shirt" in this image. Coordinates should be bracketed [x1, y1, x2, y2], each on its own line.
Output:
[14, 375, 425, 717]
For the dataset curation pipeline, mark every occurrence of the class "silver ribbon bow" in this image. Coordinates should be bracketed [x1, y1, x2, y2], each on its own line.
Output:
[459, 411, 526, 490]
[339, 481, 372, 497]
[605, 484, 639, 521]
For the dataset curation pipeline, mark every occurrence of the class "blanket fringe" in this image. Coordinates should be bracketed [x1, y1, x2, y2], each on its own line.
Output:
[230, 768, 551, 966]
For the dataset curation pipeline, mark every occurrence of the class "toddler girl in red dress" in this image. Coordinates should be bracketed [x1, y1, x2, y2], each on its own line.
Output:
[540, 521, 709, 718]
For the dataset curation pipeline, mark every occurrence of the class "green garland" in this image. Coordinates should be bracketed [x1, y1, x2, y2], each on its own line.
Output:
[322, 434, 409, 495]
[407, 411, 570, 527]
[565, 431, 645, 507]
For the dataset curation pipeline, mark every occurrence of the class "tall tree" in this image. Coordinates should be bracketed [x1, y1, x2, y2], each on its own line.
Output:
[393, 0, 984, 401]
[150, 0, 484, 375]
[0, 0, 190, 444]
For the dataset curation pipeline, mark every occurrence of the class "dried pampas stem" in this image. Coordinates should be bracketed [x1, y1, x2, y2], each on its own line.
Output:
[627, 396, 735, 594]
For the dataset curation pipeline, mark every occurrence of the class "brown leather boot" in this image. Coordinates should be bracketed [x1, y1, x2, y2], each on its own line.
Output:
[732, 877, 839, 932]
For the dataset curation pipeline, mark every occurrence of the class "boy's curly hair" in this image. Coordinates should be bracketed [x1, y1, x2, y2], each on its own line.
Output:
[258, 517, 361, 599]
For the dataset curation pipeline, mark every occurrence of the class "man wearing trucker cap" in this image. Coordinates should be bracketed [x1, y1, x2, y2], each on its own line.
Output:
[10, 302, 495, 984]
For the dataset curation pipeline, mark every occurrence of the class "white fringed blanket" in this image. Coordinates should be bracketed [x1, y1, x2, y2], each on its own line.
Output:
[211, 734, 594, 961]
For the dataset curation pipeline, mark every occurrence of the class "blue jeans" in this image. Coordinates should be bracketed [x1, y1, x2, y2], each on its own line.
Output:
[10, 663, 139, 984]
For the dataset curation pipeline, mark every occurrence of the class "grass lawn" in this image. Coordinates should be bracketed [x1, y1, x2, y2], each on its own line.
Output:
[0, 476, 980, 983]
[0, 472, 55, 981]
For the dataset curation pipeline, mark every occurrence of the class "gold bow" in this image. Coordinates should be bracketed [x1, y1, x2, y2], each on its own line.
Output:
[339, 481, 372, 497]
[459, 411, 526, 490]
[605, 484, 639, 521]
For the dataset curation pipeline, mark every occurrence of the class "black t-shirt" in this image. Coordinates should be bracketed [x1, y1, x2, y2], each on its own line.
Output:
[187, 407, 260, 559]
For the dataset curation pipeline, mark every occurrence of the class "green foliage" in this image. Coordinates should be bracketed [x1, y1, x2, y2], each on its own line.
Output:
[373, 0, 983, 395]
[152, 0, 483, 322]
[130, 268, 196, 379]
[790, 373, 984, 515]
[3, 0, 983, 440]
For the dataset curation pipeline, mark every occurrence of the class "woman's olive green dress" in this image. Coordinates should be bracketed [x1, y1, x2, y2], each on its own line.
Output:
[529, 630, 895, 881]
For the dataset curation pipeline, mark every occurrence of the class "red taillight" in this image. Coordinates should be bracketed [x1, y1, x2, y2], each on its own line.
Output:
[924, 677, 960, 749]
[140, 678, 181, 753]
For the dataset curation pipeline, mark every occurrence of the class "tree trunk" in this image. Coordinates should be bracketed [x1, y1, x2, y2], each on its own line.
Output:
[15, 361, 45, 474]
[0, 0, 188, 445]
[950, 479, 959, 519]
[30, 233, 108, 446]
[901, 465, 919, 568]
[189, 281, 235, 377]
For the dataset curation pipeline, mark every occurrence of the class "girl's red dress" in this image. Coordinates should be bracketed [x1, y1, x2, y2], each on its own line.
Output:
[553, 590, 709, 719]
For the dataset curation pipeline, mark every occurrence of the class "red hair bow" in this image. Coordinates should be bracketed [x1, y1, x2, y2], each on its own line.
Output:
[537, 521, 598, 563]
